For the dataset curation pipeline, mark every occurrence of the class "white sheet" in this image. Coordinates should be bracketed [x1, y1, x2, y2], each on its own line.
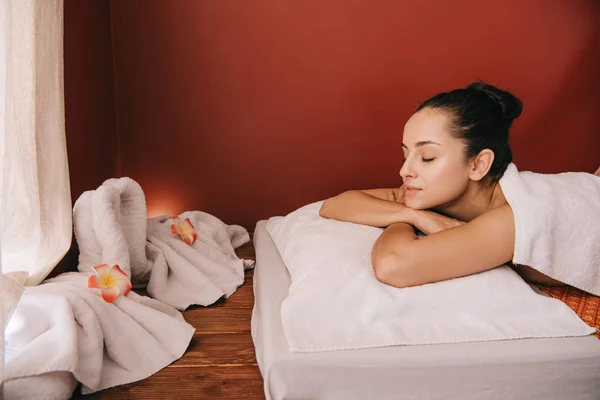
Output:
[251, 220, 600, 400]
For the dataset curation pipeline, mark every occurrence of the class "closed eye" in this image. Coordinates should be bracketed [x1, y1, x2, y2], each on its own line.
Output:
[422, 157, 435, 163]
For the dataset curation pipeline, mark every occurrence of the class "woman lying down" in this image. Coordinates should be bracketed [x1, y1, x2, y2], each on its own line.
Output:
[320, 82, 600, 294]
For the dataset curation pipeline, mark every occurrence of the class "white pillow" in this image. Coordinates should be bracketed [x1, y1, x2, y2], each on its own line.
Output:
[266, 201, 595, 352]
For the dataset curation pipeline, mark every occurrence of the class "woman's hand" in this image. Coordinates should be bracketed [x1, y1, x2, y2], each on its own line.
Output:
[385, 186, 463, 234]
[386, 185, 405, 204]
[411, 209, 465, 235]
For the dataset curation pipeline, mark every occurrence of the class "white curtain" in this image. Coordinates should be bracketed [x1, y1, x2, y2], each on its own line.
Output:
[0, 0, 71, 286]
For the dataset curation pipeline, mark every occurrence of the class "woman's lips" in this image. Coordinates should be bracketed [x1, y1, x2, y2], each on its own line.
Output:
[404, 187, 422, 197]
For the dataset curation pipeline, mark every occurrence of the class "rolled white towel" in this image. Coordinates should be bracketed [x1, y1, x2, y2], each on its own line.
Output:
[74, 177, 151, 286]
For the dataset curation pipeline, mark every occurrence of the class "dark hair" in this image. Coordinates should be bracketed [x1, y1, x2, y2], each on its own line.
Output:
[416, 82, 522, 184]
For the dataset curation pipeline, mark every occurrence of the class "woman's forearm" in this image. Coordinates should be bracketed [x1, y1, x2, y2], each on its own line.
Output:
[319, 190, 415, 227]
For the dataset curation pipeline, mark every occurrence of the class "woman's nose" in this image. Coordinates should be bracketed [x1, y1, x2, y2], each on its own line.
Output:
[399, 160, 414, 180]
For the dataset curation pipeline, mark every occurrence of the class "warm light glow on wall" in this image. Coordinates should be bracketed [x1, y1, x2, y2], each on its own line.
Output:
[146, 192, 185, 218]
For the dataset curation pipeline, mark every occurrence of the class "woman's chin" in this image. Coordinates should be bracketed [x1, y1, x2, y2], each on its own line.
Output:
[404, 199, 427, 210]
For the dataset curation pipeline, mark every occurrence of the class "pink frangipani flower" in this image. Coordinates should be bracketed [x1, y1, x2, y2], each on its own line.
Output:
[88, 264, 132, 303]
[170, 215, 197, 245]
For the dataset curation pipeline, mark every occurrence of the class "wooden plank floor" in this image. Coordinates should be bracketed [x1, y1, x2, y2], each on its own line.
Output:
[71, 241, 265, 399]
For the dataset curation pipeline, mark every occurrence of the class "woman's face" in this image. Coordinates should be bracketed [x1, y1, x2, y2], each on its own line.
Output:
[399, 107, 472, 210]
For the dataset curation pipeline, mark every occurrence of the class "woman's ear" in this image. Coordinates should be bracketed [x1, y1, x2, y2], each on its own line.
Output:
[469, 149, 495, 181]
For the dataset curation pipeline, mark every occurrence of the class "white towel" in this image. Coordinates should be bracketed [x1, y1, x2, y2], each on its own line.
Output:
[74, 177, 151, 286]
[4, 273, 195, 397]
[499, 164, 600, 296]
[4, 372, 78, 400]
[1, 272, 28, 395]
[74, 177, 253, 309]
[1, 271, 27, 330]
[146, 212, 254, 310]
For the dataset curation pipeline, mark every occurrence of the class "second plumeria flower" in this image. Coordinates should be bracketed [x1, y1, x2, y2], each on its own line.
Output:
[170, 215, 198, 245]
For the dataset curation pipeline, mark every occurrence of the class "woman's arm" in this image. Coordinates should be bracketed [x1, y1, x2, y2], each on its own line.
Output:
[319, 188, 415, 227]
[371, 205, 515, 288]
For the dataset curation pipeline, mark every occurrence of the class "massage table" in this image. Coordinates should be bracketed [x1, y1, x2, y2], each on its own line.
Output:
[251, 220, 600, 400]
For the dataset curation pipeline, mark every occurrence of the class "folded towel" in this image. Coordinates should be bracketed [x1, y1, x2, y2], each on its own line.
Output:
[74, 177, 150, 286]
[4, 273, 195, 396]
[146, 212, 253, 310]
[74, 177, 253, 309]
[499, 164, 600, 296]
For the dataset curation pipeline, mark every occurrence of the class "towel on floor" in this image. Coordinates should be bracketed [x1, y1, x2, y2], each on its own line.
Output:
[4, 372, 78, 400]
[3, 273, 195, 397]
[266, 202, 595, 352]
[499, 164, 600, 296]
[146, 212, 253, 310]
[74, 177, 253, 309]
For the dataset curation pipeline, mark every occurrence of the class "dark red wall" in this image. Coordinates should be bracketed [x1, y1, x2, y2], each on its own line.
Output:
[64, 0, 118, 202]
[58, 0, 118, 276]
[67, 0, 600, 231]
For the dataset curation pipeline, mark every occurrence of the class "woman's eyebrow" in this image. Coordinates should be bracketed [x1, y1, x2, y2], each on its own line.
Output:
[401, 140, 441, 149]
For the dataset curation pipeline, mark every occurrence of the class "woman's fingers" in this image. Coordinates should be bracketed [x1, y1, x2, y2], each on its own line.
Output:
[396, 185, 405, 203]
[413, 209, 465, 235]
[387, 186, 405, 203]
[451, 219, 464, 227]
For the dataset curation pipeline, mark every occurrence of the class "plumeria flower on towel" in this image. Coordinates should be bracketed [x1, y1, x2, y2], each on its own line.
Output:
[170, 215, 198, 245]
[88, 264, 132, 303]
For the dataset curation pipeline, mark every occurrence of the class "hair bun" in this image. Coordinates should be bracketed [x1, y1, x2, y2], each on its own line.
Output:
[467, 82, 523, 121]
